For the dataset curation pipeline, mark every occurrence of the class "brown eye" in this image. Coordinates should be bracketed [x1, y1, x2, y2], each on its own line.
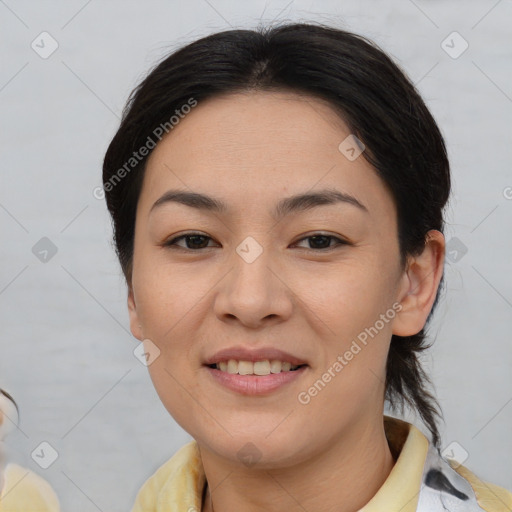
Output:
[163, 232, 349, 252]
[294, 234, 348, 251]
[164, 233, 216, 250]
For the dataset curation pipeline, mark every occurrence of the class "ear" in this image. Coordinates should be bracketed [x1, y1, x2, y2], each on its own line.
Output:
[128, 285, 144, 341]
[393, 229, 445, 337]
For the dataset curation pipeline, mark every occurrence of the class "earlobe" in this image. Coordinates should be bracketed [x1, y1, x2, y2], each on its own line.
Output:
[392, 230, 445, 337]
[128, 286, 143, 341]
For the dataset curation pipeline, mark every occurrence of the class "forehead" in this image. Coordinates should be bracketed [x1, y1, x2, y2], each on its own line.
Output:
[139, 90, 396, 224]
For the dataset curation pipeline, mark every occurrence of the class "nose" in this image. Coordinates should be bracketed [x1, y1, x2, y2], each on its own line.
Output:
[213, 240, 293, 329]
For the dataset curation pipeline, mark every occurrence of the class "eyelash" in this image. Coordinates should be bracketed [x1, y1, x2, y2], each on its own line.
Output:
[162, 232, 350, 252]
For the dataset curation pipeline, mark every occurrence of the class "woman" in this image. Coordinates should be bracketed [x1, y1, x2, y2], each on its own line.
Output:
[102, 22, 512, 512]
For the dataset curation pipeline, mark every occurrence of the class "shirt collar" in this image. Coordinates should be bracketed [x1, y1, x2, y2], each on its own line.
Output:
[151, 415, 429, 512]
[359, 415, 429, 511]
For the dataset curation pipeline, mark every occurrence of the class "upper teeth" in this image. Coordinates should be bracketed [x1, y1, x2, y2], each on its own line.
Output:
[216, 359, 300, 375]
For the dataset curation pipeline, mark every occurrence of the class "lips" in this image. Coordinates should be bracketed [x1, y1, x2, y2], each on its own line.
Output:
[202, 346, 309, 396]
[203, 346, 308, 367]
[205, 364, 308, 395]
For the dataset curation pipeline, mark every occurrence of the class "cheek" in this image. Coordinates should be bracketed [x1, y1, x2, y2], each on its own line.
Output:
[146, 359, 200, 432]
[302, 257, 396, 332]
[133, 253, 205, 330]
[301, 258, 396, 386]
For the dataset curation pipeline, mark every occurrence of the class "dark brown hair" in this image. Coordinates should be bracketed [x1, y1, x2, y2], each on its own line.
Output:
[103, 21, 449, 448]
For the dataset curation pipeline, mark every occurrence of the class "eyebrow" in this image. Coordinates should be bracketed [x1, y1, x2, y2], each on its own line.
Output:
[149, 187, 369, 219]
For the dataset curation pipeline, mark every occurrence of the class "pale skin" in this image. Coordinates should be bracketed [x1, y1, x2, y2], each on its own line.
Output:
[127, 91, 445, 512]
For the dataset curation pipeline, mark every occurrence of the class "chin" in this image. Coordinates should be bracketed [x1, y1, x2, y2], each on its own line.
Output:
[198, 430, 309, 469]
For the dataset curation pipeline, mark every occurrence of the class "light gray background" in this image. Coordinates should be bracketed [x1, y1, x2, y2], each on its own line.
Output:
[1, 1, 511, 510]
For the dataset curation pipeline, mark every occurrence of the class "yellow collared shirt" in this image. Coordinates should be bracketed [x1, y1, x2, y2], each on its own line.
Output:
[131, 416, 512, 512]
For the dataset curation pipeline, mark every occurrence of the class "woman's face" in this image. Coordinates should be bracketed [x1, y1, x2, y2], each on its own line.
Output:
[128, 90, 411, 467]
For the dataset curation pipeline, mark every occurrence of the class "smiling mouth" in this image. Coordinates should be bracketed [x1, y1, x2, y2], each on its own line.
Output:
[207, 360, 307, 375]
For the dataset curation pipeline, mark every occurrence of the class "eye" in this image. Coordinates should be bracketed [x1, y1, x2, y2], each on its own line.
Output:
[163, 232, 217, 250]
[163, 232, 349, 251]
[294, 233, 349, 251]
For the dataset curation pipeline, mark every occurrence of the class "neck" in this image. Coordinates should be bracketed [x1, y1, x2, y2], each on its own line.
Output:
[200, 416, 395, 512]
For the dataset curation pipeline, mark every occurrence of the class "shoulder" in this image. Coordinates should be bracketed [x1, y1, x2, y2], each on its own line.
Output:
[452, 462, 512, 512]
[131, 441, 202, 512]
[0, 463, 60, 511]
